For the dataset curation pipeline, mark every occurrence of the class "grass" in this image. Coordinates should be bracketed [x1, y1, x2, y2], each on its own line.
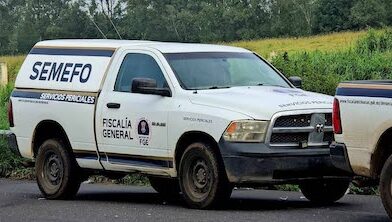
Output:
[0, 55, 25, 84]
[0, 31, 367, 65]
[0, 85, 12, 129]
[0, 139, 24, 177]
[270, 29, 392, 95]
[228, 30, 369, 58]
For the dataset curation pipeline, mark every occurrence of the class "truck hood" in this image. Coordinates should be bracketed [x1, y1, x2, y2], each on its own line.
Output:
[189, 86, 333, 120]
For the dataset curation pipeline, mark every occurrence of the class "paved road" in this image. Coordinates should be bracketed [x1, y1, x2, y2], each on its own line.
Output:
[0, 179, 389, 222]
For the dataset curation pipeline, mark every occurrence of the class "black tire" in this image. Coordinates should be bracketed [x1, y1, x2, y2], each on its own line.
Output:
[179, 142, 233, 209]
[380, 155, 392, 219]
[149, 176, 181, 198]
[299, 179, 350, 204]
[35, 139, 82, 199]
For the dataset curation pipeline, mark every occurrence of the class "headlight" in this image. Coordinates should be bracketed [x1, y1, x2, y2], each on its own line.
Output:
[223, 120, 269, 142]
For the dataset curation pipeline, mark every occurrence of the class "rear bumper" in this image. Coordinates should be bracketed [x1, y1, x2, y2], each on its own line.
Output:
[3, 131, 21, 157]
[330, 142, 354, 174]
[219, 140, 351, 184]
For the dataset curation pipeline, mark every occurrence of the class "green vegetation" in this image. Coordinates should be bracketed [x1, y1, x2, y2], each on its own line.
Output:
[228, 30, 368, 58]
[0, 85, 12, 129]
[0, 56, 25, 84]
[0, 139, 23, 177]
[271, 29, 392, 95]
[1, 1, 392, 55]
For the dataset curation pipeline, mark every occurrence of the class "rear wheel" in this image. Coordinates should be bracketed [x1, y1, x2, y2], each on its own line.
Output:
[380, 155, 392, 219]
[179, 142, 232, 209]
[35, 139, 82, 199]
[299, 179, 350, 204]
[148, 176, 181, 198]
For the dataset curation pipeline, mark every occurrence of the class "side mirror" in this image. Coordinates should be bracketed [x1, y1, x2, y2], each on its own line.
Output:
[288, 76, 302, 89]
[131, 78, 172, 97]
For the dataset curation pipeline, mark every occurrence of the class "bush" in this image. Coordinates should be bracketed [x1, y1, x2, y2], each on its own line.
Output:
[356, 29, 392, 54]
[0, 85, 13, 130]
[271, 29, 392, 95]
[0, 139, 23, 177]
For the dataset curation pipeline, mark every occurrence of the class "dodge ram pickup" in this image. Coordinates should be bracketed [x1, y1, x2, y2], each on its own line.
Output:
[8, 39, 350, 209]
[332, 80, 392, 218]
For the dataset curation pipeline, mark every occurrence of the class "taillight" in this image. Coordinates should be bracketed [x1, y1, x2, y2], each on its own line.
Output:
[333, 98, 342, 134]
[8, 100, 14, 127]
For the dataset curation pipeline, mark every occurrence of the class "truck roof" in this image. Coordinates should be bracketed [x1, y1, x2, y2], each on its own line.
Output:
[34, 39, 250, 53]
[16, 39, 251, 93]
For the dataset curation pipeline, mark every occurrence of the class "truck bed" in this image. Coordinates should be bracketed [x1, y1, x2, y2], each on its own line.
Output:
[336, 80, 392, 98]
[341, 80, 392, 85]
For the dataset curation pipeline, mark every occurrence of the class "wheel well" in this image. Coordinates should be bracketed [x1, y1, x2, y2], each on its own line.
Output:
[371, 128, 392, 178]
[174, 131, 221, 170]
[32, 120, 72, 158]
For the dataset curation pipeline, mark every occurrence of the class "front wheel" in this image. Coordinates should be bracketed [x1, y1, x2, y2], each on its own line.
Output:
[380, 155, 392, 219]
[179, 142, 233, 209]
[299, 179, 351, 204]
[35, 139, 82, 199]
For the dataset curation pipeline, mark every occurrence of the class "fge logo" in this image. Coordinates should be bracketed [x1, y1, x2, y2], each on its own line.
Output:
[137, 118, 151, 146]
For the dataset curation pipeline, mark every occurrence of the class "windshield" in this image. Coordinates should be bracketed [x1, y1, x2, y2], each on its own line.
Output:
[164, 52, 291, 90]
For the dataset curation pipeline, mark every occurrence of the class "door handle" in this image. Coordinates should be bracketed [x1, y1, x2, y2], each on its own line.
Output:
[106, 103, 121, 109]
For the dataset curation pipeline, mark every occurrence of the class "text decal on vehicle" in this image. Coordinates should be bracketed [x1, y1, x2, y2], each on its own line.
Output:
[11, 90, 96, 105]
[29, 62, 92, 83]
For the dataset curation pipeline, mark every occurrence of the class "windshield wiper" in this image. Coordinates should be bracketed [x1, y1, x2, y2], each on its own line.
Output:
[256, 83, 286, 88]
[208, 86, 231, 89]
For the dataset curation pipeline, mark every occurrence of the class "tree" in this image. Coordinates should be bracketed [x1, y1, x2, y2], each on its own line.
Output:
[270, 0, 316, 37]
[0, 1, 13, 54]
[47, 1, 99, 39]
[384, 0, 392, 26]
[291, 0, 316, 34]
[88, 0, 124, 39]
[1, 0, 392, 55]
[312, 0, 355, 33]
[0, 0, 25, 54]
[350, 0, 387, 29]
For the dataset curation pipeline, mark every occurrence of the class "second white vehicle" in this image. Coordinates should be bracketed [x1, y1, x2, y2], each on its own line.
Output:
[8, 40, 351, 209]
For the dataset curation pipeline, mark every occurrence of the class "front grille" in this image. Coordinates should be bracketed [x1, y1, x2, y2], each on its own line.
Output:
[270, 133, 309, 144]
[273, 114, 311, 127]
[323, 132, 334, 142]
[269, 113, 333, 148]
[325, 113, 332, 126]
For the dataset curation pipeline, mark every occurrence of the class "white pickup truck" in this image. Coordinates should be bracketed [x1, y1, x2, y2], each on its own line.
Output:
[7, 40, 350, 209]
[332, 80, 392, 218]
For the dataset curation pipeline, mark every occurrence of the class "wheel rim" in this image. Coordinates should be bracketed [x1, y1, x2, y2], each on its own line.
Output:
[192, 160, 209, 189]
[185, 157, 213, 200]
[42, 151, 64, 192]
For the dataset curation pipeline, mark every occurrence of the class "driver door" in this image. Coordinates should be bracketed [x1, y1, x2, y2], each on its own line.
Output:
[96, 51, 173, 172]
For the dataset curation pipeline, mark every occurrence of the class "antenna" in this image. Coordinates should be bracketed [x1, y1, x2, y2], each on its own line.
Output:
[97, 0, 122, 40]
[105, 14, 122, 40]
[88, 15, 107, 39]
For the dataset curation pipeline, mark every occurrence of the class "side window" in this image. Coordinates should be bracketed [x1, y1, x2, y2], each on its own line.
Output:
[115, 53, 167, 92]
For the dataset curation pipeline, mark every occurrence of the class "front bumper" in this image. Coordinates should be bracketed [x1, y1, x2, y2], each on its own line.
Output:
[219, 139, 351, 184]
[2, 131, 21, 157]
[330, 142, 354, 174]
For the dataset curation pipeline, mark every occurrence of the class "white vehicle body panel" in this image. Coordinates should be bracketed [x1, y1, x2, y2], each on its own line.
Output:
[15, 53, 112, 92]
[335, 82, 392, 176]
[189, 87, 332, 120]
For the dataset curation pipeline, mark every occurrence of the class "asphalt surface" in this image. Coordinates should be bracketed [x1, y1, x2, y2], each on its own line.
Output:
[0, 179, 389, 222]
